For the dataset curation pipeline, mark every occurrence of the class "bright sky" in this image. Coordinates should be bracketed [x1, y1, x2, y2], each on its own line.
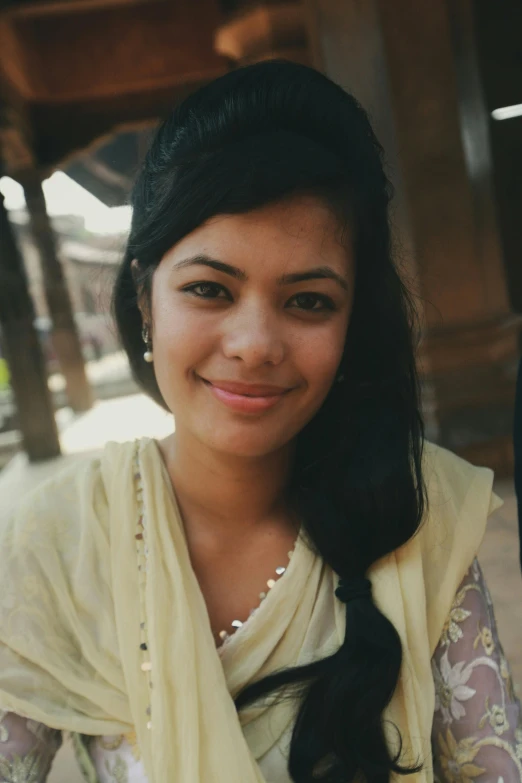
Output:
[0, 171, 132, 235]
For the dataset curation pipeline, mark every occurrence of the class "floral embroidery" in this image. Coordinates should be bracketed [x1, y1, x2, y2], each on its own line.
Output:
[432, 558, 522, 782]
[479, 698, 510, 736]
[0, 712, 61, 782]
[489, 705, 510, 736]
[440, 590, 472, 646]
[0, 555, 518, 783]
[104, 754, 129, 783]
[98, 735, 124, 751]
[500, 656, 510, 680]
[432, 649, 476, 723]
[0, 749, 44, 783]
[515, 727, 522, 761]
[0, 709, 9, 743]
[437, 728, 485, 783]
[473, 624, 495, 656]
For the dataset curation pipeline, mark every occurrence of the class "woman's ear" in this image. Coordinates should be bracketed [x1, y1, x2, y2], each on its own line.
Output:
[131, 259, 151, 323]
[130, 258, 140, 283]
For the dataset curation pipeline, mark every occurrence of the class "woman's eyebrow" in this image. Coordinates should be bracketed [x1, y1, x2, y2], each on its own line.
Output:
[278, 267, 350, 291]
[173, 254, 349, 291]
[173, 255, 247, 280]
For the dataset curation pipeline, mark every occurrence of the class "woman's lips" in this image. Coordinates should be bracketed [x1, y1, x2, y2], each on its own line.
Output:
[200, 378, 291, 413]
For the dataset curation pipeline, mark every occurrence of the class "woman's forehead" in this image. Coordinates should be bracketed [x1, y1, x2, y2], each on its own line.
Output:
[162, 195, 353, 277]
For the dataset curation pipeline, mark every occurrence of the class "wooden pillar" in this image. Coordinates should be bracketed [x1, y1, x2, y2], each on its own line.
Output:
[305, 0, 520, 474]
[215, 2, 311, 65]
[19, 169, 94, 413]
[0, 192, 61, 460]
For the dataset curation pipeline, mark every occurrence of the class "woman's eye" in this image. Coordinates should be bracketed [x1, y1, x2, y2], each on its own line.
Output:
[289, 293, 335, 312]
[182, 284, 334, 311]
[183, 282, 230, 300]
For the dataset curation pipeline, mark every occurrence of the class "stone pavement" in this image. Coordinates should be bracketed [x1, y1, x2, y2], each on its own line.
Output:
[0, 395, 520, 781]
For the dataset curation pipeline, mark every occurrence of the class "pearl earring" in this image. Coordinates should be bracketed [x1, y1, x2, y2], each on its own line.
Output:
[337, 373, 344, 383]
[142, 326, 153, 363]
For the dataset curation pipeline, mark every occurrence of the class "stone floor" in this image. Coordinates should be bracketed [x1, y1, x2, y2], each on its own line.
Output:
[0, 395, 520, 782]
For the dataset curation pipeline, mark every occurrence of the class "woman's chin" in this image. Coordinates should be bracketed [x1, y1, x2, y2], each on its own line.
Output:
[198, 425, 292, 459]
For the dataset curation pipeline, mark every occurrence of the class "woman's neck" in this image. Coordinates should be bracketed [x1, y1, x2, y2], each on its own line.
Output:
[158, 429, 295, 545]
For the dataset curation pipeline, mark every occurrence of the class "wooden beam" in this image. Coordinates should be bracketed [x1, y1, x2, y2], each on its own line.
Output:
[0, 191, 61, 460]
[26, 77, 215, 169]
[1, 0, 227, 102]
[2, 0, 162, 20]
[0, 76, 35, 174]
[0, 15, 33, 97]
[215, 3, 309, 64]
[19, 168, 94, 413]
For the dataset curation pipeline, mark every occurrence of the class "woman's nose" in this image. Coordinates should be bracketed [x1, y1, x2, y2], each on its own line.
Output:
[221, 302, 285, 368]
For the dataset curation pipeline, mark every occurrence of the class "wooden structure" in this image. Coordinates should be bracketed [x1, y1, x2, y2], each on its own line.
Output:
[0, 0, 228, 459]
[0, 0, 520, 471]
[0, 189, 61, 459]
[303, 0, 521, 473]
[473, 0, 522, 315]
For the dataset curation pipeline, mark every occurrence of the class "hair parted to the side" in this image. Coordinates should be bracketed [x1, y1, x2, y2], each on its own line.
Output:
[113, 60, 425, 783]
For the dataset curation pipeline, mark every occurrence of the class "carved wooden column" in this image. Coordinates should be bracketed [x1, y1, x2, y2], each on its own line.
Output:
[305, 0, 520, 474]
[0, 192, 61, 460]
[19, 168, 93, 413]
[215, 2, 311, 65]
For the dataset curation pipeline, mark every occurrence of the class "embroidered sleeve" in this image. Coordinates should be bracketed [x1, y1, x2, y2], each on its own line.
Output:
[431, 559, 522, 783]
[0, 709, 62, 782]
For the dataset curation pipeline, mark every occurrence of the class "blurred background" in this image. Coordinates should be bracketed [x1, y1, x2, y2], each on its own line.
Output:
[0, 0, 520, 780]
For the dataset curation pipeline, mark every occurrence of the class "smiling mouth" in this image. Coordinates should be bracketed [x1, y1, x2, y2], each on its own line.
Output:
[198, 376, 293, 413]
[200, 377, 292, 395]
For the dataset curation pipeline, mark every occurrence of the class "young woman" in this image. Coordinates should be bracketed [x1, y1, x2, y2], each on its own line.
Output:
[0, 61, 519, 783]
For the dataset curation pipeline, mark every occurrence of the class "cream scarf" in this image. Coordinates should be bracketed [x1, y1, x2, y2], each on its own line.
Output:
[0, 439, 500, 782]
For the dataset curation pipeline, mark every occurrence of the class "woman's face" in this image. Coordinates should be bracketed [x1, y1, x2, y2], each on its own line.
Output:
[149, 194, 355, 458]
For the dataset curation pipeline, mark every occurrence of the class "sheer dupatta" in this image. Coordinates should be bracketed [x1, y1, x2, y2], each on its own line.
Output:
[0, 438, 499, 782]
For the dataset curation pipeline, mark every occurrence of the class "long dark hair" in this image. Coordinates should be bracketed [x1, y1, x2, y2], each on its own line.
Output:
[113, 60, 425, 783]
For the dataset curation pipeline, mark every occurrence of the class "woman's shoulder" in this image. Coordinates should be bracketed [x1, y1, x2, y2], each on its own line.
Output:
[413, 441, 502, 650]
[421, 440, 502, 530]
